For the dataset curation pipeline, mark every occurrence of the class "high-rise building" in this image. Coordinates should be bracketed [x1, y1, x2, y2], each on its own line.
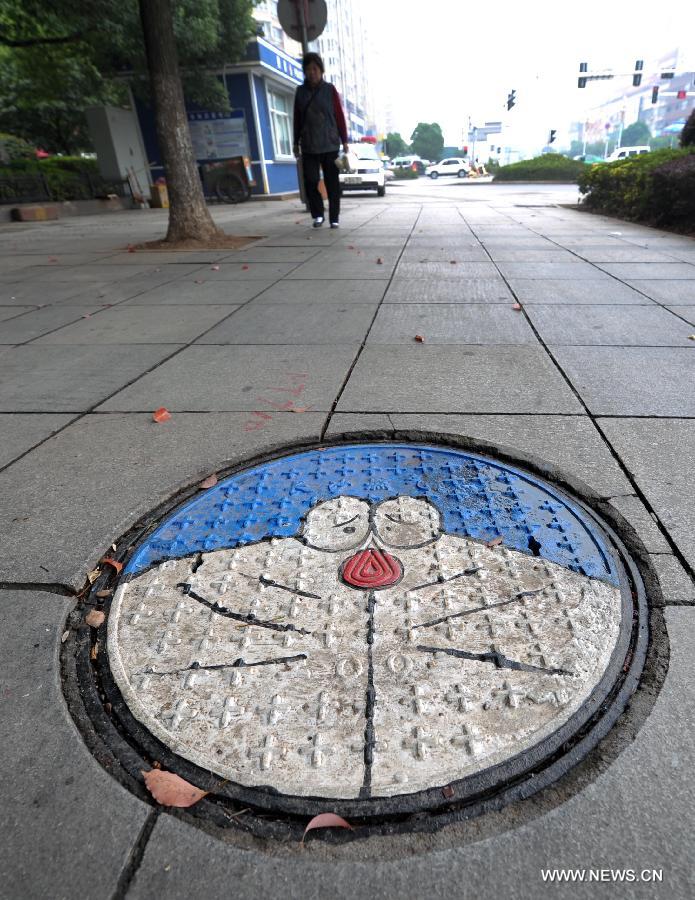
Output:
[252, 0, 302, 58]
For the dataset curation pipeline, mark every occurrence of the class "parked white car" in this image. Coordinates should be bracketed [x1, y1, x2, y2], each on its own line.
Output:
[605, 145, 650, 162]
[426, 157, 471, 179]
[339, 143, 386, 196]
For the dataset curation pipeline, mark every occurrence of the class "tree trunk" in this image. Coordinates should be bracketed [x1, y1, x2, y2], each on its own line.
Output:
[138, 0, 222, 242]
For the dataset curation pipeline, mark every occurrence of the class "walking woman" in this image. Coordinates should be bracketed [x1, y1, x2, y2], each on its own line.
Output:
[293, 52, 349, 228]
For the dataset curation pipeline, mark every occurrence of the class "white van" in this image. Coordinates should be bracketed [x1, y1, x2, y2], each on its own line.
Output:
[606, 145, 650, 162]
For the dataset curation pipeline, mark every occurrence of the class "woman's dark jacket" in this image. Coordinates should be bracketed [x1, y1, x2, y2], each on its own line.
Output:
[293, 80, 348, 154]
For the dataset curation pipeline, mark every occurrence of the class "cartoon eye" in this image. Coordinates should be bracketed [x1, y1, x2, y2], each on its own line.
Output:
[374, 498, 441, 548]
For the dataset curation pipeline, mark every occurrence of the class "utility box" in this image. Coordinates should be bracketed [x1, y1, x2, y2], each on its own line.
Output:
[85, 105, 151, 190]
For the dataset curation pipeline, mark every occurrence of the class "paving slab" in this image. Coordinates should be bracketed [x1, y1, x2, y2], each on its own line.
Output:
[623, 280, 695, 304]
[251, 279, 387, 305]
[600, 418, 695, 570]
[119, 279, 276, 306]
[33, 305, 236, 345]
[496, 262, 610, 280]
[0, 412, 325, 588]
[508, 279, 652, 305]
[0, 413, 76, 469]
[571, 248, 679, 263]
[126, 606, 695, 900]
[98, 345, 356, 412]
[286, 256, 397, 280]
[649, 554, 695, 605]
[597, 263, 695, 280]
[484, 249, 579, 262]
[0, 344, 182, 412]
[0, 590, 148, 899]
[399, 248, 490, 262]
[325, 412, 394, 434]
[526, 305, 695, 346]
[384, 278, 512, 304]
[0, 304, 107, 344]
[187, 261, 300, 280]
[25, 263, 204, 283]
[367, 304, 537, 344]
[606, 495, 671, 554]
[337, 346, 583, 414]
[196, 301, 376, 345]
[0, 281, 90, 305]
[394, 261, 500, 279]
[668, 306, 695, 326]
[551, 347, 695, 416]
[49, 279, 186, 306]
[214, 246, 320, 262]
[0, 305, 37, 322]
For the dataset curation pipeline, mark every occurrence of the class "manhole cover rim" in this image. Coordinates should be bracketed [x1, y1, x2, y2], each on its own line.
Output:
[65, 436, 648, 829]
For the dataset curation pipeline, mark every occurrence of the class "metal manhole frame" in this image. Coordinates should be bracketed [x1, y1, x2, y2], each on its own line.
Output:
[62, 435, 649, 838]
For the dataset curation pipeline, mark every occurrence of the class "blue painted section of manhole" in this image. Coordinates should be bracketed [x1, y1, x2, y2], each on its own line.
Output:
[125, 444, 618, 584]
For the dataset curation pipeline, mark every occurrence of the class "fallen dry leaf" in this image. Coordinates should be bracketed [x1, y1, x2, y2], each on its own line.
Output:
[101, 557, 123, 574]
[211, 265, 220, 271]
[127, 245, 136, 253]
[142, 769, 208, 808]
[96, 589, 112, 599]
[289, 406, 309, 413]
[486, 536, 504, 548]
[302, 813, 353, 843]
[61, 630, 70, 643]
[414, 334, 425, 343]
[199, 473, 218, 490]
[81, 314, 91, 319]
[512, 302, 523, 311]
[688, 334, 695, 341]
[85, 609, 105, 628]
[87, 567, 101, 584]
[442, 784, 455, 799]
[90, 643, 99, 660]
[194, 279, 205, 284]
[48, 256, 58, 263]
[347, 244, 355, 250]
[152, 407, 172, 423]
[241, 264, 249, 270]
[376, 257, 383, 264]
[450, 260, 457, 265]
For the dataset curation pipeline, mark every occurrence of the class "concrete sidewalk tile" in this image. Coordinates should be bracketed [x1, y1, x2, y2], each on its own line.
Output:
[395, 261, 499, 279]
[509, 279, 651, 305]
[484, 249, 579, 263]
[191, 262, 299, 280]
[196, 302, 376, 345]
[624, 280, 695, 304]
[121, 279, 276, 306]
[0, 306, 38, 322]
[0, 590, 148, 899]
[337, 346, 583, 414]
[496, 262, 611, 280]
[400, 249, 490, 262]
[34, 305, 235, 345]
[252, 279, 387, 305]
[551, 347, 695, 416]
[572, 248, 678, 263]
[97, 345, 356, 412]
[325, 412, 394, 435]
[384, 278, 512, 304]
[0, 344, 182, 412]
[526, 305, 695, 346]
[0, 413, 76, 468]
[28, 263, 200, 283]
[215, 246, 320, 263]
[0, 304, 106, 344]
[0, 282, 89, 305]
[668, 307, 695, 325]
[598, 263, 695, 280]
[50, 279, 176, 306]
[0, 412, 325, 587]
[649, 554, 695, 605]
[606, 495, 671, 554]
[287, 257, 396, 280]
[367, 304, 537, 344]
[125, 608, 695, 900]
[600, 418, 695, 570]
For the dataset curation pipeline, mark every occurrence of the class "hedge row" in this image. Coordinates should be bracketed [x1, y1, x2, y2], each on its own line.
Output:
[0, 157, 115, 201]
[493, 155, 585, 182]
[577, 148, 695, 228]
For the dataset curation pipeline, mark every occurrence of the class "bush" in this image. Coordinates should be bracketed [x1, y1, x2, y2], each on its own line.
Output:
[0, 156, 115, 202]
[577, 148, 695, 226]
[681, 109, 695, 148]
[0, 133, 36, 163]
[392, 165, 419, 180]
[493, 154, 585, 182]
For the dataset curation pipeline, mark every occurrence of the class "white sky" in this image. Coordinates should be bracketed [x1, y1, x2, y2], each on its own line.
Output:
[369, 0, 695, 152]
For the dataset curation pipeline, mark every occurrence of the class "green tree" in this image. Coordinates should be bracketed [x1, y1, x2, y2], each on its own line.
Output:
[680, 108, 695, 147]
[384, 131, 408, 156]
[620, 120, 651, 146]
[410, 122, 444, 161]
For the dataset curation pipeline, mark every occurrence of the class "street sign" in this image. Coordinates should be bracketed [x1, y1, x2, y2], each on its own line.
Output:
[278, 0, 327, 44]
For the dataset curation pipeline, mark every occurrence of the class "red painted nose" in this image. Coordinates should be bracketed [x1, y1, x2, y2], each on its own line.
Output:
[341, 548, 403, 590]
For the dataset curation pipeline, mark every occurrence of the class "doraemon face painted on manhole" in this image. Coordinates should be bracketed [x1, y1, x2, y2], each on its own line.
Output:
[106, 443, 643, 815]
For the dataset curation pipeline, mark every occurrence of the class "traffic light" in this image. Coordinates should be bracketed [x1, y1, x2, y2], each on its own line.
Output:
[507, 89, 516, 110]
[578, 62, 588, 89]
[633, 59, 643, 87]
[651, 86, 659, 104]
[462, 146, 468, 155]
[548, 130, 557, 144]
[677, 90, 687, 100]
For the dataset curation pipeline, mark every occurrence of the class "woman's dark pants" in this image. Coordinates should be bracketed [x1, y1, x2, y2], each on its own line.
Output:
[302, 152, 340, 222]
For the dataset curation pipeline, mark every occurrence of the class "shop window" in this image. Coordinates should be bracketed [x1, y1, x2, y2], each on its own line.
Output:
[268, 88, 293, 157]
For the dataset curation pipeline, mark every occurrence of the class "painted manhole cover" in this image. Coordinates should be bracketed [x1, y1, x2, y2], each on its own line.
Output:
[91, 443, 644, 824]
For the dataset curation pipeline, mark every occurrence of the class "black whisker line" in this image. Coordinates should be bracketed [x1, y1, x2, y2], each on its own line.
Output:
[177, 584, 312, 634]
[416, 645, 572, 676]
[413, 594, 526, 629]
[258, 575, 321, 599]
[409, 567, 482, 592]
[136, 654, 308, 676]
